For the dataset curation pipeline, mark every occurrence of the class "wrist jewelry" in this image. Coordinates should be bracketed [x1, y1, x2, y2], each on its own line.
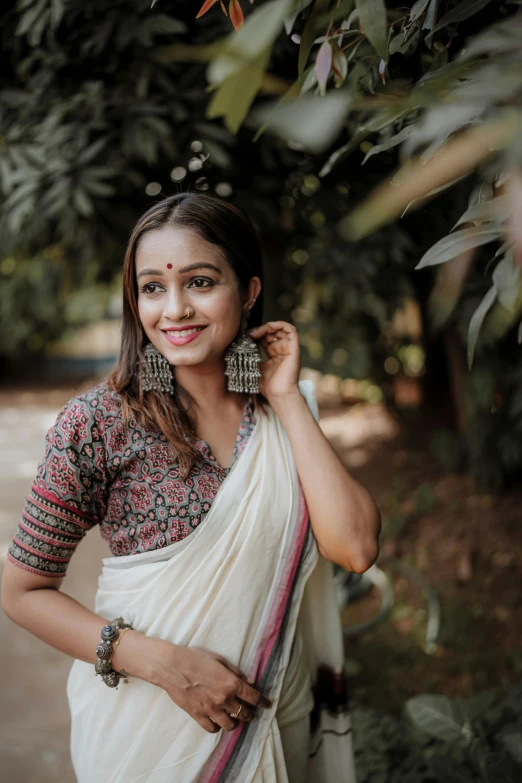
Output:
[95, 617, 133, 689]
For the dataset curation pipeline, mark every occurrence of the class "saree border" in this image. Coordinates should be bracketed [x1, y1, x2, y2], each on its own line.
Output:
[199, 480, 316, 783]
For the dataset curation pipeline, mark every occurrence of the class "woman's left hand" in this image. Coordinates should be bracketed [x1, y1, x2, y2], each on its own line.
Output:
[247, 321, 301, 403]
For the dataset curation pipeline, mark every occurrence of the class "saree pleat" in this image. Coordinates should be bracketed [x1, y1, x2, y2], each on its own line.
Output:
[67, 380, 356, 783]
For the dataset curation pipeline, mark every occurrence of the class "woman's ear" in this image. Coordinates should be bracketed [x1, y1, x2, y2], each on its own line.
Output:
[246, 276, 262, 306]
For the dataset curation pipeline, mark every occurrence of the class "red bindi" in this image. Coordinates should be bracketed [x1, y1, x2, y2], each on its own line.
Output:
[167, 263, 173, 269]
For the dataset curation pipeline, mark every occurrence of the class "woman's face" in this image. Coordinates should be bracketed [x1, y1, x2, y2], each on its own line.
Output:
[135, 225, 260, 367]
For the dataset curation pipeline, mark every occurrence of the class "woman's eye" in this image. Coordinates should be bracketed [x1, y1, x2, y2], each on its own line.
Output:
[140, 283, 163, 295]
[188, 277, 214, 289]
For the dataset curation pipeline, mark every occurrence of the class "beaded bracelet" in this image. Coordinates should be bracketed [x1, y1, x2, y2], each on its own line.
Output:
[95, 617, 133, 689]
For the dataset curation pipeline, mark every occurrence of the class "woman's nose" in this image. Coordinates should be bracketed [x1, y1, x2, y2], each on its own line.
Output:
[162, 287, 191, 321]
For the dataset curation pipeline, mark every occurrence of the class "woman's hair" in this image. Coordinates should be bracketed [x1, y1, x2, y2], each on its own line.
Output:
[107, 192, 265, 477]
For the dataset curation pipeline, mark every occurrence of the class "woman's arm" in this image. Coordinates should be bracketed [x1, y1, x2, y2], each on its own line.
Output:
[1, 560, 152, 675]
[249, 319, 381, 574]
[1, 560, 271, 732]
[272, 391, 381, 573]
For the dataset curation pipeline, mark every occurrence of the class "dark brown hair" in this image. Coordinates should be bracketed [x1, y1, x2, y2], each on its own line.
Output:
[108, 192, 265, 477]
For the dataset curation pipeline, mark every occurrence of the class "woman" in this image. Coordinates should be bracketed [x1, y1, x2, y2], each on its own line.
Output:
[2, 192, 381, 782]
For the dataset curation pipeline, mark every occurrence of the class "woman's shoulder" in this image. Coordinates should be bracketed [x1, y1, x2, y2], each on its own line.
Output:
[55, 380, 124, 424]
[48, 381, 127, 465]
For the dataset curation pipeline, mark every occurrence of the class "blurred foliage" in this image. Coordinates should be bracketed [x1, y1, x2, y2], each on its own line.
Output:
[166, 0, 522, 363]
[352, 681, 522, 782]
[0, 0, 416, 380]
[172, 0, 522, 487]
[2, 0, 522, 487]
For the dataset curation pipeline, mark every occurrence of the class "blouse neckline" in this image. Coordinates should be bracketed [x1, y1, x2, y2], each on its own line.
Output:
[194, 395, 255, 474]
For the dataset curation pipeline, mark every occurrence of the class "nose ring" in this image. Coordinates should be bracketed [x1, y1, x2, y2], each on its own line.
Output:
[183, 306, 193, 319]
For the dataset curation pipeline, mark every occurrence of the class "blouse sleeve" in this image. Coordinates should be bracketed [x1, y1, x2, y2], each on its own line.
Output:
[7, 394, 109, 579]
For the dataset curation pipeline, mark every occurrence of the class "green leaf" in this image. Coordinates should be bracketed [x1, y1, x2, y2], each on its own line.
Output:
[405, 694, 466, 741]
[415, 227, 504, 269]
[15, 0, 47, 37]
[27, 6, 49, 46]
[426, 0, 494, 43]
[452, 195, 510, 230]
[401, 174, 468, 217]
[284, 0, 315, 35]
[209, 0, 293, 84]
[321, 107, 408, 176]
[298, 0, 331, 76]
[137, 15, 187, 47]
[50, 0, 65, 29]
[410, 0, 431, 22]
[355, 0, 388, 61]
[462, 15, 522, 60]
[317, 0, 355, 24]
[331, 41, 348, 87]
[316, 40, 333, 95]
[250, 89, 352, 154]
[5, 180, 39, 209]
[423, 0, 438, 33]
[492, 253, 520, 312]
[207, 48, 271, 134]
[73, 188, 94, 217]
[468, 285, 497, 369]
[81, 176, 116, 198]
[320, 137, 360, 176]
[77, 138, 110, 166]
[362, 125, 413, 164]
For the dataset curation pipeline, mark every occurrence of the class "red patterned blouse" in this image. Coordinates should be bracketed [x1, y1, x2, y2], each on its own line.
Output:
[7, 381, 256, 578]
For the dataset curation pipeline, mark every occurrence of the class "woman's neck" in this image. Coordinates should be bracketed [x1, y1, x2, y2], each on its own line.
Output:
[174, 359, 238, 412]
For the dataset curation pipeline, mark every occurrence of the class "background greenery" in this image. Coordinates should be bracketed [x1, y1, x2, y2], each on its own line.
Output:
[2, 1, 522, 779]
[2, 0, 521, 489]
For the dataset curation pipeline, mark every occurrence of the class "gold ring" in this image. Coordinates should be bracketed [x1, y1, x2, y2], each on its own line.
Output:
[229, 704, 243, 720]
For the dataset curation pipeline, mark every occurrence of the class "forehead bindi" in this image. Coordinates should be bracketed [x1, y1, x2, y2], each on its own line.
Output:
[135, 227, 226, 275]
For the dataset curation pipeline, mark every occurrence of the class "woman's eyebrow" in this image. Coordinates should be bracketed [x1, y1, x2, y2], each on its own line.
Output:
[178, 262, 222, 274]
[137, 263, 222, 279]
[137, 268, 164, 279]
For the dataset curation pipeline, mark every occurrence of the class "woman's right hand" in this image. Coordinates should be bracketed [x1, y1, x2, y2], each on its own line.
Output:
[144, 638, 273, 734]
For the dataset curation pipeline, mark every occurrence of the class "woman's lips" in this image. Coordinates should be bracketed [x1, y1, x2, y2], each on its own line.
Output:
[163, 326, 207, 346]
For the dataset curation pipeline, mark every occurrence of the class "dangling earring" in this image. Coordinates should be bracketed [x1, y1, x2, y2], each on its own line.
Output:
[224, 302, 262, 394]
[140, 342, 175, 395]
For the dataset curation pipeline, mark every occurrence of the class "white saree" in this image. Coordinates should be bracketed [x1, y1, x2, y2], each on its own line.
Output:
[67, 380, 357, 783]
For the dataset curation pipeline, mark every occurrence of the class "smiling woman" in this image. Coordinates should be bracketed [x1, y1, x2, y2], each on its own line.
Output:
[2, 191, 378, 783]
[110, 192, 265, 477]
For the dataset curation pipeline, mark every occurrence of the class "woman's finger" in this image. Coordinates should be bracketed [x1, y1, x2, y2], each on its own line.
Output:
[217, 659, 257, 688]
[218, 658, 250, 681]
[236, 680, 272, 710]
[210, 710, 238, 732]
[225, 700, 256, 722]
[248, 321, 297, 338]
[199, 715, 221, 734]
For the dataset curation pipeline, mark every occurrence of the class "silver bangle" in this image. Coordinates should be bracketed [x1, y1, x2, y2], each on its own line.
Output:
[95, 617, 133, 688]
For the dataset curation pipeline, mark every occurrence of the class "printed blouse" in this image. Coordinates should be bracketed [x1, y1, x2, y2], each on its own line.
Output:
[7, 381, 256, 578]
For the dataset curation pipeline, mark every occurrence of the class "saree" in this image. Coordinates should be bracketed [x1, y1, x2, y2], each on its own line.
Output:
[66, 380, 356, 783]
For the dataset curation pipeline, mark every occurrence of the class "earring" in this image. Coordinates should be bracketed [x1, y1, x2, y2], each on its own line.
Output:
[224, 302, 261, 394]
[140, 342, 175, 395]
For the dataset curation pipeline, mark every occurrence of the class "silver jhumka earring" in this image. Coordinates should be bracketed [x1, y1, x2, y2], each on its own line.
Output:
[140, 342, 175, 395]
[224, 303, 262, 394]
